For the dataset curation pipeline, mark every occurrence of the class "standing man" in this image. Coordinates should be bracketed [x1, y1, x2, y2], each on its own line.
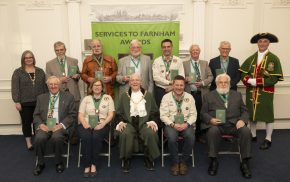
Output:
[209, 41, 241, 91]
[33, 76, 76, 176]
[81, 39, 118, 99]
[46, 41, 81, 144]
[116, 39, 153, 97]
[160, 75, 196, 176]
[46, 41, 81, 109]
[183, 44, 213, 143]
[153, 39, 185, 107]
[201, 73, 252, 178]
[239, 33, 284, 150]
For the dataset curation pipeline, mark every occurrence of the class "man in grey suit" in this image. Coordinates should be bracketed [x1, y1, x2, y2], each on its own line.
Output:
[46, 41, 80, 144]
[116, 39, 153, 98]
[33, 76, 76, 176]
[201, 73, 252, 179]
[184, 44, 213, 143]
[46, 41, 81, 109]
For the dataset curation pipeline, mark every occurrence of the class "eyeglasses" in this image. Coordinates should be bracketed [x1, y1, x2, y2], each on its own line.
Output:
[55, 49, 65, 52]
[93, 84, 102, 87]
[217, 81, 229, 85]
[220, 48, 231, 51]
[25, 57, 33, 59]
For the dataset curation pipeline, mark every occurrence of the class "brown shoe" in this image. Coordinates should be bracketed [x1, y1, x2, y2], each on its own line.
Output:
[179, 162, 188, 175]
[170, 163, 179, 176]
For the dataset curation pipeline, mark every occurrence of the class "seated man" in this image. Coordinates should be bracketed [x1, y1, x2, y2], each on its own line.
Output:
[33, 76, 76, 176]
[160, 75, 197, 176]
[201, 73, 252, 178]
[115, 73, 160, 173]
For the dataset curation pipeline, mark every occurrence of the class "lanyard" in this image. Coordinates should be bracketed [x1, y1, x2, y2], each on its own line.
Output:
[221, 61, 228, 73]
[130, 56, 140, 69]
[162, 56, 172, 72]
[219, 93, 228, 103]
[58, 57, 66, 75]
[92, 95, 103, 113]
[172, 92, 184, 113]
[93, 55, 103, 68]
[190, 59, 200, 77]
[49, 94, 59, 110]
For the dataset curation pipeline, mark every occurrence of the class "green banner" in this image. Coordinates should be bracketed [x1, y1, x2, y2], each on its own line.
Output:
[91, 22, 180, 61]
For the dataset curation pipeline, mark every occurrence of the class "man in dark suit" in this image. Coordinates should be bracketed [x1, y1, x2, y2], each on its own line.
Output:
[201, 73, 252, 179]
[183, 44, 213, 143]
[33, 76, 76, 176]
[116, 39, 154, 98]
[209, 41, 241, 90]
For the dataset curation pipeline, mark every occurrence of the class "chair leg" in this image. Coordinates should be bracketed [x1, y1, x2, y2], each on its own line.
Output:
[238, 144, 242, 162]
[35, 156, 38, 166]
[78, 140, 82, 168]
[161, 130, 165, 167]
[66, 141, 70, 168]
[108, 131, 111, 167]
[191, 149, 195, 167]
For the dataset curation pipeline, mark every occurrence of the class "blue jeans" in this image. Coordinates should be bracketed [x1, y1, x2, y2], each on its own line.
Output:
[165, 125, 195, 164]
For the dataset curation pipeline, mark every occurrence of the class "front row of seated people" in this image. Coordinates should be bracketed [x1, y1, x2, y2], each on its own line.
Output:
[33, 73, 252, 179]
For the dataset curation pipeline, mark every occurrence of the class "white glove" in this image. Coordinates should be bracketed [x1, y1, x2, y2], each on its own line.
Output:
[116, 121, 127, 132]
[247, 78, 256, 86]
[146, 121, 158, 132]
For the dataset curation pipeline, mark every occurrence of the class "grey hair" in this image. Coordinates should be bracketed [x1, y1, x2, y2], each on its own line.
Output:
[215, 73, 231, 84]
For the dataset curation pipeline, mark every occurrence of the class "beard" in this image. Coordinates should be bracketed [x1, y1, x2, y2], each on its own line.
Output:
[216, 87, 230, 94]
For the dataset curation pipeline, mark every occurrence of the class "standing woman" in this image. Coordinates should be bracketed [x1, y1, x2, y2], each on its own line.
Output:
[78, 78, 114, 177]
[11, 50, 48, 150]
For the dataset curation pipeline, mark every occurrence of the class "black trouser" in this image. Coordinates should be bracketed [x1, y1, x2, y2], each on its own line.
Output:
[78, 125, 109, 168]
[34, 128, 67, 165]
[19, 102, 36, 137]
[191, 91, 203, 138]
[207, 124, 251, 159]
[154, 85, 166, 108]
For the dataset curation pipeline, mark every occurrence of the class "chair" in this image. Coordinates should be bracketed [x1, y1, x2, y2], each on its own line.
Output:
[77, 127, 111, 167]
[35, 120, 76, 168]
[35, 134, 71, 168]
[218, 134, 241, 162]
[161, 129, 195, 167]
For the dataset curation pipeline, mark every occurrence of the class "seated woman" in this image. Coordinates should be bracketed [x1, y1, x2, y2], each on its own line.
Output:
[115, 73, 160, 173]
[78, 78, 115, 178]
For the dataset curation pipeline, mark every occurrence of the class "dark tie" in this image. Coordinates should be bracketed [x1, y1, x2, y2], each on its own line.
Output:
[194, 62, 201, 78]
[221, 94, 227, 100]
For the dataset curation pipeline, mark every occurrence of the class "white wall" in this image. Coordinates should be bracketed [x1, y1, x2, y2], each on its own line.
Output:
[0, 0, 289, 134]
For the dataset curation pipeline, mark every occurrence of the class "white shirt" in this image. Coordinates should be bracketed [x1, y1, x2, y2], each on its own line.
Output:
[258, 49, 269, 65]
[130, 90, 147, 117]
[152, 55, 185, 89]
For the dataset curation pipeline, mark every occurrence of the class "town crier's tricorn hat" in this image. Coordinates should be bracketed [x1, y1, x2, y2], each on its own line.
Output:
[250, 33, 278, 44]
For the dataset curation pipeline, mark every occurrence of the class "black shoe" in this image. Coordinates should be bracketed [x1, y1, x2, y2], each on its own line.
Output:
[33, 163, 45, 176]
[27, 146, 34, 151]
[122, 159, 130, 173]
[208, 158, 218, 176]
[240, 161, 252, 179]
[83, 172, 90, 178]
[251, 136, 257, 143]
[259, 139, 271, 150]
[197, 137, 207, 144]
[144, 157, 154, 171]
[90, 170, 97, 177]
[56, 163, 64, 173]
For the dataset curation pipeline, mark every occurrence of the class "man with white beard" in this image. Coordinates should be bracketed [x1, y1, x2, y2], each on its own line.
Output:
[201, 73, 252, 179]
